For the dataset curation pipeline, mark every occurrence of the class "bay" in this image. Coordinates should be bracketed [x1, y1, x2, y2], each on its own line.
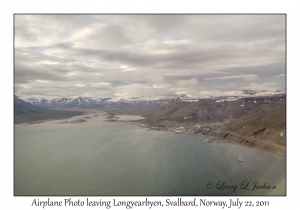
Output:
[14, 113, 285, 196]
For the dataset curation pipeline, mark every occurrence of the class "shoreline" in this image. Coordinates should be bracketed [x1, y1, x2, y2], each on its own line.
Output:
[106, 113, 285, 158]
[144, 122, 285, 158]
[16, 111, 286, 158]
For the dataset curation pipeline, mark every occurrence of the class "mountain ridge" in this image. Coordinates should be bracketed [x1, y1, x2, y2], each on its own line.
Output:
[25, 90, 285, 109]
[14, 95, 84, 124]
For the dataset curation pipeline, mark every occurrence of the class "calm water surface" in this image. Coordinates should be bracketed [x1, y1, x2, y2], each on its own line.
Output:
[14, 112, 285, 195]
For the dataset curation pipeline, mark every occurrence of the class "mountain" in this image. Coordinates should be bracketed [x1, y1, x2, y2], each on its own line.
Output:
[146, 94, 285, 122]
[14, 95, 51, 115]
[27, 96, 172, 110]
[14, 95, 84, 124]
[25, 93, 285, 121]
[26, 89, 285, 109]
[145, 94, 286, 156]
[198, 98, 287, 156]
[28, 97, 112, 108]
[28, 97, 116, 108]
[222, 99, 286, 146]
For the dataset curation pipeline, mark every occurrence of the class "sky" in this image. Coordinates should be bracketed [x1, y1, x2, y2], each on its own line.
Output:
[14, 15, 286, 100]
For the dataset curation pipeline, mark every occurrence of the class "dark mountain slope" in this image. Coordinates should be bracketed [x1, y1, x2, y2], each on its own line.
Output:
[14, 95, 51, 115]
[147, 95, 284, 122]
[14, 95, 84, 124]
[223, 99, 286, 146]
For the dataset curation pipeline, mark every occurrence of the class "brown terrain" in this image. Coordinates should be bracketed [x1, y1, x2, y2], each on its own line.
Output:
[218, 99, 286, 156]
[104, 94, 286, 157]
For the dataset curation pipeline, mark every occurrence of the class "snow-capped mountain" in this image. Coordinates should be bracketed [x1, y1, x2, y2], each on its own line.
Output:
[15, 95, 51, 115]
[26, 89, 285, 109]
[26, 96, 173, 108]
[14, 95, 22, 101]
[27, 97, 113, 108]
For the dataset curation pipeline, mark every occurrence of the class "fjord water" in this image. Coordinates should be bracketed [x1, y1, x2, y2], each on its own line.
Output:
[15, 116, 285, 195]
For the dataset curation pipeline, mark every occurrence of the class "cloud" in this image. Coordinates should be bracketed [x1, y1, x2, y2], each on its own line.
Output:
[272, 74, 285, 78]
[204, 74, 259, 81]
[114, 83, 174, 98]
[174, 78, 198, 86]
[214, 82, 237, 89]
[14, 15, 286, 100]
[242, 81, 280, 91]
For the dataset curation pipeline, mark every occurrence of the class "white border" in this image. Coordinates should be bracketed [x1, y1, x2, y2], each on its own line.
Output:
[2, 0, 298, 209]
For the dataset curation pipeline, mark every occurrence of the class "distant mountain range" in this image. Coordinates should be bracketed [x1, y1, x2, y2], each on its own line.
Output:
[28, 97, 112, 108]
[27, 96, 171, 109]
[14, 95, 84, 124]
[14, 95, 52, 115]
[21, 92, 286, 124]
[25, 89, 285, 109]
[15, 89, 286, 124]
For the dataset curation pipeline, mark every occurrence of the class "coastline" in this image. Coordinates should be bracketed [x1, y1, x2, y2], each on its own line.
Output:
[15, 110, 286, 158]
[106, 113, 286, 158]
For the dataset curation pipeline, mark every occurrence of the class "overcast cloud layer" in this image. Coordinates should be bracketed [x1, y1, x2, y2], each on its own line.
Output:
[15, 15, 286, 100]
